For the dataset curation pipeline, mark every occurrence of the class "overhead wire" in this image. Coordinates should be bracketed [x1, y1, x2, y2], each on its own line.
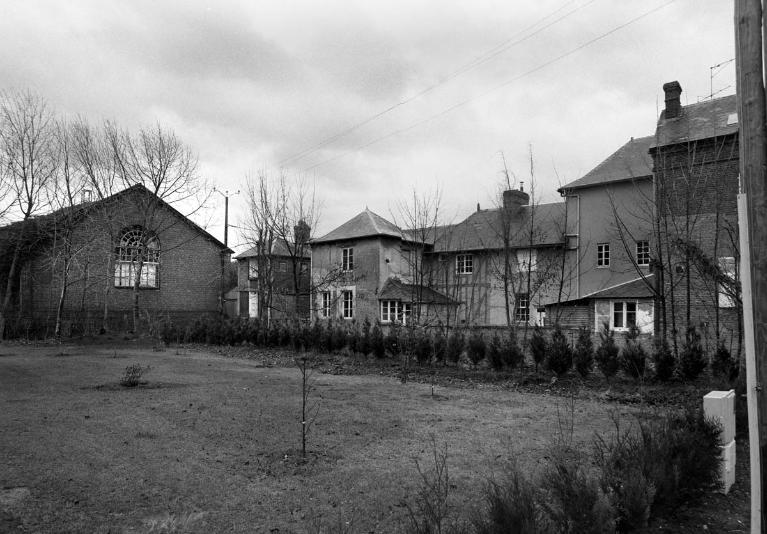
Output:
[302, 0, 676, 173]
[278, 0, 595, 167]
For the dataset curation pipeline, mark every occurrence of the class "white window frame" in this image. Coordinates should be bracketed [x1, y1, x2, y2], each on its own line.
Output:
[342, 247, 354, 272]
[718, 256, 736, 308]
[514, 294, 529, 322]
[114, 227, 159, 288]
[456, 254, 473, 275]
[597, 243, 610, 268]
[342, 289, 354, 319]
[636, 240, 650, 266]
[320, 291, 331, 318]
[380, 300, 412, 324]
[248, 258, 259, 279]
[516, 249, 538, 272]
[612, 301, 637, 331]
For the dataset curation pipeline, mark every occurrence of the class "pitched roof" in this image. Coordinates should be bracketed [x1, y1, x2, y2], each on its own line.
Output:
[653, 93, 738, 148]
[378, 277, 457, 305]
[559, 136, 654, 192]
[234, 238, 309, 259]
[311, 208, 403, 244]
[583, 275, 655, 300]
[430, 202, 565, 253]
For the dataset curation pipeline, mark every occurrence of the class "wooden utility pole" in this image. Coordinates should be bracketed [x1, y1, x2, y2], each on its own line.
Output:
[735, 0, 767, 531]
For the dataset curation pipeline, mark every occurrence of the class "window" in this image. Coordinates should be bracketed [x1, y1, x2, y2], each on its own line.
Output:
[342, 248, 354, 271]
[514, 294, 529, 322]
[114, 227, 159, 288]
[380, 300, 412, 324]
[612, 301, 637, 330]
[279, 261, 287, 272]
[300, 261, 309, 274]
[718, 257, 736, 308]
[597, 243, 610, 267]
[456, 254, 473, 274]
[320, 291, 331, 318]
[636, 240, 650, 266]
[516, 249, 537, 272]
[342, 290, 354, 319]
[248, 258, 259, 279]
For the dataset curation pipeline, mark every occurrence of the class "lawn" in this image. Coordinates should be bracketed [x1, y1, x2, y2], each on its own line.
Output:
[0, 343, 746, 533]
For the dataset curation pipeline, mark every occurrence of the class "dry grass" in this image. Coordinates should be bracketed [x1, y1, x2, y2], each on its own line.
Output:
[0, 344, 635, 533]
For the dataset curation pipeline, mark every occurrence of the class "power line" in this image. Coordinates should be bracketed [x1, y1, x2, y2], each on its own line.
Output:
[278, 0, 596, 167]
[302, 0, 676, 173]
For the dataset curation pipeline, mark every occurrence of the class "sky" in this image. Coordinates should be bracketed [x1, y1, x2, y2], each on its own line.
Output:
[0, 0, 736, 252]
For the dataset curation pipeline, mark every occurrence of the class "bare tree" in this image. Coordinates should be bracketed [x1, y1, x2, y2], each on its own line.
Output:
[0, 90, 57, 339]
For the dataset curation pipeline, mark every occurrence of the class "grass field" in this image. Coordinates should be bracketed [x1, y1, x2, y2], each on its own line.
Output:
[0, 343, 739, 533]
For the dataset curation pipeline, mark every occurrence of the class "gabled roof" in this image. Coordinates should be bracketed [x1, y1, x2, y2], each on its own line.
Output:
[431, 202, 565, 253]
[559, 136, 654, 192]
[378, 277, 457, 305]
[652, 93, 738, 148]
[580, 275, 655, 301]
[0, 184, 233, 254]
[311, 208, 403, 244]
[234, 238, 309, 260]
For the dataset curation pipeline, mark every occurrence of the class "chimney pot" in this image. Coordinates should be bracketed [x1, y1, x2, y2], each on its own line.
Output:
[663, 81, 682, 119]
[502, 189, 530, 215]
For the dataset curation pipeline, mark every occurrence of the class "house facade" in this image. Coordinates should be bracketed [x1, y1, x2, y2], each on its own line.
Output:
[651, 81, 740, 350]
[552, 135, 656, 334]
[0, 185, 231, 335]
[233, 239, 310, 321]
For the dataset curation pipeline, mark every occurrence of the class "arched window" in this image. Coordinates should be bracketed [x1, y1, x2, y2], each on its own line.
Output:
[114, 226, 160, 288]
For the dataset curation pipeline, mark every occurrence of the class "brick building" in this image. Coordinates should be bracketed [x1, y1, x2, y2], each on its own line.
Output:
[651, 81, 740, 351]
[0, 184, 231, 335]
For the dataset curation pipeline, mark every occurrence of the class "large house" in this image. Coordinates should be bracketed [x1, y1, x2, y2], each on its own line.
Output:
[0, 184, 232, 336]
[310, 189, 569, 328]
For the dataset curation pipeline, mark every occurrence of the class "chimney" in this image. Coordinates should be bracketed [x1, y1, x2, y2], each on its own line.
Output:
[502, 188, 529, 216]
[663, 81, 682, 119]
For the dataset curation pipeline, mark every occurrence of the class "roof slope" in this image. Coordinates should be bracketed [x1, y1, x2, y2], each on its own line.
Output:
[560, 136, 654, 192]
[234, 238, 309, 259]
[378, 277, 457, 305]
[312, 208, 403, 244]
[431, 202, 565, 253]
[653, 93, 738, 147]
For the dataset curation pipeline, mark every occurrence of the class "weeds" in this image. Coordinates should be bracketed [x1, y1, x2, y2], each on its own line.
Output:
[120, 363, 150, 387]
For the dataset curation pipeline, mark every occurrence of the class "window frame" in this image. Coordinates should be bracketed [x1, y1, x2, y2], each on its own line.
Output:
[718, 256, 736, 308]
[320, 291, 331, 318]
[514, 293, 529, 323]
[380, 300, 412, 324]
[612, 301, 637, 331]
[636, 240, 650, 267]
[341, 290, 354, 319]
[597, 243, 610, 268]
[456, 254, 474, 275]
[114, 227, 160, 289]
[516, 249, 538, 272]
[342, 247, 354, 272]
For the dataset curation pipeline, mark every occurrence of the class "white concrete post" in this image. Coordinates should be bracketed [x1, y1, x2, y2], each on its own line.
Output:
[703, 389, 736, 494]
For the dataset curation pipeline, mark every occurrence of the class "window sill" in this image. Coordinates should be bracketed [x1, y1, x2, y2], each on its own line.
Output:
[596, 265, 610, 269]
[115, 286, 160, 290]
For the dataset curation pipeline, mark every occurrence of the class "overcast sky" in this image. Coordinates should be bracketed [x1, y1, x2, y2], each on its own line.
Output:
[1, 0, 736, 250]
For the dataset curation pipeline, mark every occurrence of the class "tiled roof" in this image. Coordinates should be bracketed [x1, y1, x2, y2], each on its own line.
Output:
[583, 275, 655, 300]
[653, 93, 738, 148]
[378, 277, 457, 305]
[311, 208, 403, 244]
[560, 136, 654, 192]
[234, 238, 308, 259]
[431, 202, 565, 252]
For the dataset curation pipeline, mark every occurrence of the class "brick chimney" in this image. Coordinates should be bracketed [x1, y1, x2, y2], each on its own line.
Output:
[502, 187, 529, 216]
[663, 81, 682, 119]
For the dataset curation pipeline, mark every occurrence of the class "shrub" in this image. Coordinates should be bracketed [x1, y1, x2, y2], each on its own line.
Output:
[371, 323, 386, 359]
[467, 329, 487, 367]
[415, 331, 433, 365]
[573, 327, 594, 378]
[120, 363, 150, 387]
[620, 325, 647, 380]
[433, 330, 447, 364]
[546, 325, 572, 377]
[679, 327, 706, 381]
[473, 462, 545, 534]
[500, 330, 524, 370]
[652, 338, 675, 382]
[595, 322, 619, 383]
[446, 330, 465, 365]
[711, 342, 737, 385]
[487, 334, 503, 371]
[359, 317, 372, 356]
[595, 408, 722, 527]
[385, 323, 401, 358]
[529, 326, 547, 373]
